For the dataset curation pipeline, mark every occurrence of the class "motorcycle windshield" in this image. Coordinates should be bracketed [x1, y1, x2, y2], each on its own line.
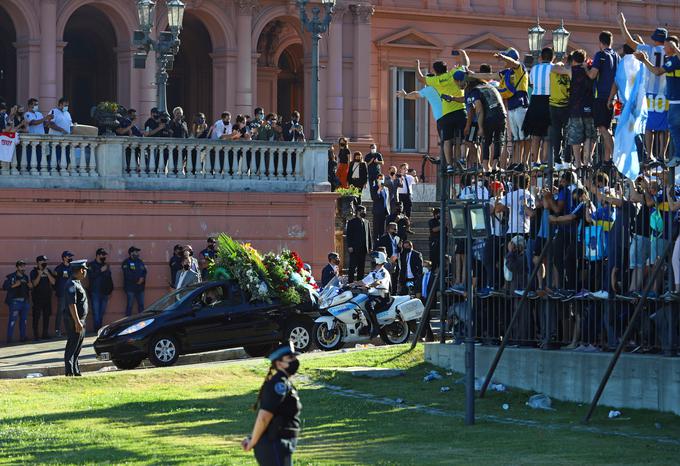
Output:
[319, 276, 341, 306]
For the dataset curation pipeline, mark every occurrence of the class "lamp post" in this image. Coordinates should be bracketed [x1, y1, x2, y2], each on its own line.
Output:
[528, 19, 546, 60]
[296, 0, 336, 142]
[552, 19, 570, 61]
[133, 0, 186, 115]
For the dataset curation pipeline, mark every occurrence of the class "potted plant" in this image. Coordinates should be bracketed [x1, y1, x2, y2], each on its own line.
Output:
[336, 186, 361, 217]
[92, 101, 123, 135]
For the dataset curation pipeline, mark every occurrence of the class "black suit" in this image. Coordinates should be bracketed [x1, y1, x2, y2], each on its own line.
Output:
[346, 216, 372, 282]
[399, 249, 424, 295]
[320, 264, 338, 288]
[372, 187, 390, 240]
[282, 121, 305, 141]
[386, 212, 411, 241]
[376, 233, 400, 291]
[347, 161, 368, 191]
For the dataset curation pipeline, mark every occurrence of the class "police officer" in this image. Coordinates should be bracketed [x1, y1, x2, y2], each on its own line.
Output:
[64, 260, 89, 376]
[3, 260, 32, 343]
[54, 251, 74, 337]
[243, 342, 302, 466]
[122, 246, 146, 316]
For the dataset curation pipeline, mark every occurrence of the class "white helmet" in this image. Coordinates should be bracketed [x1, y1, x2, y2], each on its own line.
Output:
[372, 251, 387, 265]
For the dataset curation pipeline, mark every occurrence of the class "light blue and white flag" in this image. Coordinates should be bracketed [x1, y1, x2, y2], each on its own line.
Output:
[614, 55, 648, 181]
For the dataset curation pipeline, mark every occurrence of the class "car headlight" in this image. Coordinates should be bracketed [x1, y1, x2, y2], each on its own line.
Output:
[97, 325, 109, 338]
[117, 319, 155, 336]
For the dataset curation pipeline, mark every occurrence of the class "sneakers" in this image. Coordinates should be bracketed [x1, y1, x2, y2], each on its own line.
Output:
[572, 289, 592, 300]
[446, 165, 455, 174]
[513, 289, 538, 299]
[660, 291, 680, 302]
[589, 290, 609, 300]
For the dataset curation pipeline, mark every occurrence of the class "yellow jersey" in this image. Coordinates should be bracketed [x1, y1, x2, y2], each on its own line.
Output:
[549, 72, 570, 108]
[425, 67, 465, 115]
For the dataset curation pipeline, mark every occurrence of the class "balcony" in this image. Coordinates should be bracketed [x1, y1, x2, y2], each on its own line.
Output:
[0, 135, 331, 193]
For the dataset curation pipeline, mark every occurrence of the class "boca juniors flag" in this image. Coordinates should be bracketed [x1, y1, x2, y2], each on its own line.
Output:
[0, 132, 19, 163]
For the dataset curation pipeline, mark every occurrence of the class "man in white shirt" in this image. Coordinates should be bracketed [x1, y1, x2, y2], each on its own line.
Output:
[48, 97, 73, 171]
[353, 251, 391, 338]
[495, 173, 536, 235]
[396, 163, 417, 217]
[24, 97, 51, 170]
[210, 112, 232, 140]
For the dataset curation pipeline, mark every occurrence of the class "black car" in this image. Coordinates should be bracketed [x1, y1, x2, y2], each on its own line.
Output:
[94, 280, 318, 370]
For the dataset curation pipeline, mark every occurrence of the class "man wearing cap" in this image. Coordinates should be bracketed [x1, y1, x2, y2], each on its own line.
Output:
[199, 237, 217, 281]
[243, 342, 302, 465]
[88, 248, 114, 332]
[620, 14, 670, 162]
[54, 251, 74, 337]
[320, 252, 340, 288]
[64, 260, 89, 376]
[30, 255, 55, 340]
[122, 247, 146, 316]
[3, 260, 32, 343]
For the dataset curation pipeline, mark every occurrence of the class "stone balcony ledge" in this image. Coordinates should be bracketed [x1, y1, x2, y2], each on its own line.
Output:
[0, 134, 332, 193]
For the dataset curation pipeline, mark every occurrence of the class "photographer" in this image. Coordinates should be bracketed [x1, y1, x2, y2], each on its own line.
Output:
[30, 256, 55, 340]
[170, 107, 189, 174]
[283, 111, 306, 142]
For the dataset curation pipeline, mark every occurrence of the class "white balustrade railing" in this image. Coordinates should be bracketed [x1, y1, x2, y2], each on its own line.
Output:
[0, 134, 330, 192]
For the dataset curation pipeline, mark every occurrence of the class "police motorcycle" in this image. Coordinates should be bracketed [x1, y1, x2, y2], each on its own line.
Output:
[313, 274, 425, 351]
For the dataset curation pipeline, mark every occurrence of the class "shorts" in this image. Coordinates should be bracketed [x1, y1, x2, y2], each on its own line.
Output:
[565, 116, 597, 145]
[650, 236, 668, 262]
[628, 234, 651, 269]
[465, 122, 479, 144]
[437, 110, 466, 141]
[508, 107, 528, 141]
[592, 98, 614, 129]
[646, 110, 669, 131]
[522, 95, 551, 137]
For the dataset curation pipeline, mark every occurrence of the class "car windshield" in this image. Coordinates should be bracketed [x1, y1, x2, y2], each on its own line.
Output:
[145, 286, 200, 312]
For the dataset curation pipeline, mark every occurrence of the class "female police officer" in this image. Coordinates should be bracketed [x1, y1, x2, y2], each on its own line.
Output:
[242, 342, 302, 466]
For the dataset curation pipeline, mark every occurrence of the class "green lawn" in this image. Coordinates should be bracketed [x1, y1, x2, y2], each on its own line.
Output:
[1, 346, 678, 465]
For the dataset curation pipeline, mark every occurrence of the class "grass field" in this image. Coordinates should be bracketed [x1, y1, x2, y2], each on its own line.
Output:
[1, 346, 679, 465]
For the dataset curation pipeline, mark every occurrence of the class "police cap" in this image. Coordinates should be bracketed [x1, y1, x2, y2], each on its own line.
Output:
[267, 341, 300, 362]
[70, 259, 89, 270]
[128, 246, 141, 254]
[36, 255, 48, 262]
[61, 250, 74, 258]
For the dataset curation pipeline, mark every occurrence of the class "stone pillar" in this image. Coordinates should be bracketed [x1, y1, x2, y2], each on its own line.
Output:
[14, 40, 41, 105]
[211, 50, 236, 115]
[326, 6, 346, 140]
[236, 0, 255, 115]
[115, 46, 135, 110]
[257, 66, 280, 113]
[39, 0, 58, 109]
[350, 3, 374, 142]
[139, 39, 157, 117]
[55, 41, 66, 100]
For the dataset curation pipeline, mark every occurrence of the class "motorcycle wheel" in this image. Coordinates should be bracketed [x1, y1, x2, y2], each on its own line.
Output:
[379, 320, 411, 345]
[313, 322, 345, 351]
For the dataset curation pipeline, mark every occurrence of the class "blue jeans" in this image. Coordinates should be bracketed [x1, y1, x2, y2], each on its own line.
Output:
[91, 293, 110, 331]
[668, 104, 680, 161]
[7, 299, 30, 342]
[125, 291, 145, 316]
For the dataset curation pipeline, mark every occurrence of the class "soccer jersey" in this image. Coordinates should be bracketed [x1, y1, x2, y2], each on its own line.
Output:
[425, 67, 466, 115]
[638, 44, 667, 96]
[529, 63, 553, 96]
[419, 86, 444, 121]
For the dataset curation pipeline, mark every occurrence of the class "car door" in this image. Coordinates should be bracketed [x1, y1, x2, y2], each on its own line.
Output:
[182, 284, 231, 351]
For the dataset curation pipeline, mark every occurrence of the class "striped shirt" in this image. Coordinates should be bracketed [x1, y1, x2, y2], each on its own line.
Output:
[637, 44, 666, 97]
[529, 63, 553, 96]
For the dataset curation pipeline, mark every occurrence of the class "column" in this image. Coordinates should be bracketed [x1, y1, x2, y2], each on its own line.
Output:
[39, 0, 58, 109]
[138, 30, 157, 117]
[14, 40, 41, 105]
[56, 41, 66, 100]
[115, 46, 135, 109]
[351, 3, 374, 142]
[210, 49, 236, 115]
[236, 0, 255, 115]
[326, 6, 345, 140]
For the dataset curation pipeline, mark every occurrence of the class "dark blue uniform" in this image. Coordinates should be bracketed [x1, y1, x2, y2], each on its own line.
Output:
[88, 260, 114, 331]
[122, 257, 146, 316]
[54, 263, 71, 335]
[64, 278, 88, 376]
[254, 371, 301, 466]
[3, 271, 31, 342]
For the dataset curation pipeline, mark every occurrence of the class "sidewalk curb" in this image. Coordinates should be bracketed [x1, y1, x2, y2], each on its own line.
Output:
[0, 347, 248, 379]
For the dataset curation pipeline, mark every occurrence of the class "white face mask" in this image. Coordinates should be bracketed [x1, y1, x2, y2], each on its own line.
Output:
[32, 105, 39, 112]
[63, 106, 69, 112]
[370, 147, 376, 153]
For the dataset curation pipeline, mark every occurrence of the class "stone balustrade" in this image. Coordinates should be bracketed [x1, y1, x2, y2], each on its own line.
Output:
[0, 134, 331, 193]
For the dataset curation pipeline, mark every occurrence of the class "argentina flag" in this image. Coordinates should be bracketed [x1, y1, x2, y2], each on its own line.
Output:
[613, 54, 648, 180]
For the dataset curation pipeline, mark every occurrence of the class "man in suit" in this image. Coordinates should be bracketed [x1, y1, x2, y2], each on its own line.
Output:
[320, 252, 340, 288]
[282, 110, 306, 142]
[372, 174, 390, 240]
[398, 240, 423, 296]
[376, 222, 401, 290]
[174, 257, 201, 289]
[347, 151, 368, 192]
[345, 205, 372, 282]
[386, 202, 413, 241]
[381, 166, 400, 209]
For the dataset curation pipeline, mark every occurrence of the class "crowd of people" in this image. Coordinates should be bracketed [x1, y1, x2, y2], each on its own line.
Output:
[2, 238, 217, 344]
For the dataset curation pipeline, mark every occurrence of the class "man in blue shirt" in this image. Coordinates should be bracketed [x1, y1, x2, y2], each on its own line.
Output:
[587, 31, 620, 165]
[635, 35, 680, 167]
[122, 246, 147, 316]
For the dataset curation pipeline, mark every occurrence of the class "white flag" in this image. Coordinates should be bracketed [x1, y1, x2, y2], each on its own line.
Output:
[0, 132, 19, 163]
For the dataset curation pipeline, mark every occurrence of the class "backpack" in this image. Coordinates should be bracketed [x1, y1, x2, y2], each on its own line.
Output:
[497, 67, 526, 99]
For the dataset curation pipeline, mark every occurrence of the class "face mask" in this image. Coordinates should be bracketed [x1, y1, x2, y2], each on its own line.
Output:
[40, 263, 47, 269]
[67, 258, 73, 264]
[286, 359, 300, 376]
[359, 212, 367, 218]
[371, 148, 376, 153]
[390, 172, 396, 177]
[292, 119, 298, 124]
[403, 247, 412, 252]
[32, 105, 39, 112]
[100, 257, 107, 263]
[183, 264, 190, 270]
[63, 106, 69, 112]
[256, 114, 264, 121]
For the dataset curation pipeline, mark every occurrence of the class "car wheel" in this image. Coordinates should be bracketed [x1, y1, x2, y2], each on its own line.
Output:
[379, 320, 411, 345]
[148, 335, 180, 367]
[313, 322, 344, 351]
[285, 318, 314, 353]
[244, 343, 275, 358]
[112, 358, 143, 370]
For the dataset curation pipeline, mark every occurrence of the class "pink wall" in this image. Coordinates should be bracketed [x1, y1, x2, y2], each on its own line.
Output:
[0, 189, 337, 342]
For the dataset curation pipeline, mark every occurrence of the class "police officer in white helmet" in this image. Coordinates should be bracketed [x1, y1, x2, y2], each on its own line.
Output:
[352, 251, 391, 338]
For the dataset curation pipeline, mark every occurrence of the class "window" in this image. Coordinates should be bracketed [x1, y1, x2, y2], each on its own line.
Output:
[390, 67, 429, 153]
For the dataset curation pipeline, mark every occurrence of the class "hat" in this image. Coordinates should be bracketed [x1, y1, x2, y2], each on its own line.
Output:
[453, 70, 466, 82]
[207, 236, 216, 243]
[128, 246, 141, 254]
[15, 260, 26, 267]
[36, 255, 48, 262]
[267, 341, 300, 362]
[372, 251, 388, 265]
[150, 107, 159, 114]
[652, 28, 668, 43]
[70, 259, 89, 270]
[61, 250, 74, 258]
[96, 248, 108, 256]
[501, 47, 520, 61]
[328, 252, 340, 261]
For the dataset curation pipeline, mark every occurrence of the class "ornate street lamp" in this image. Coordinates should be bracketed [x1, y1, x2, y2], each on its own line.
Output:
[552, 19, 570, 60]
[296, 0, 336, 142]
[528, 19, 545, 58]
[133, 0, 186, 115]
